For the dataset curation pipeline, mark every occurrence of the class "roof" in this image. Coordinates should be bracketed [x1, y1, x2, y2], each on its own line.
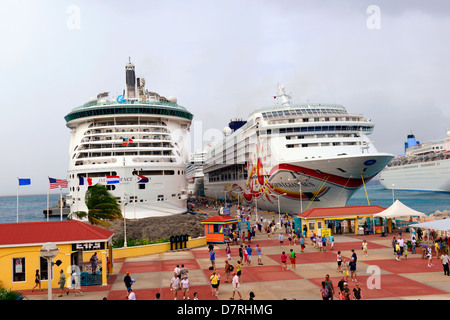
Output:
[0, 220, 114, 248]
[200, 215, 239, 224]
[297, 205, 386, 219]
[409, 219, 450, 231]
[373, 200, 426, 218]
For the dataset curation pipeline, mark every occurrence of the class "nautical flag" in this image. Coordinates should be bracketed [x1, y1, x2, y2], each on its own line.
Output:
[106, 175, 120, 184]
[18, 178, 31, 186]
[49, 177, 68, 189]
[122, 138, 134, 146]
[79, 177, 93, 186]
[136, 174, 149, 183]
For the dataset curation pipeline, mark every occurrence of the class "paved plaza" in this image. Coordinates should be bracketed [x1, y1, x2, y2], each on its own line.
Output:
[23, 220, 450, 301]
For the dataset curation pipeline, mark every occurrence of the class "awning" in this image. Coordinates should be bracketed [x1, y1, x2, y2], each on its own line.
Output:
[372, 200, 426, 219]
[409, 219, 450, 231]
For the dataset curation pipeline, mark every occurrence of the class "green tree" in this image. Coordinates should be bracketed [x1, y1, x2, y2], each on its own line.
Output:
[68, 184, 122, 226]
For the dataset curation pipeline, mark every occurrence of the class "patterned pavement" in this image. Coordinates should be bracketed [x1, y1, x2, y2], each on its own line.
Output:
[24, 228, 450, 300]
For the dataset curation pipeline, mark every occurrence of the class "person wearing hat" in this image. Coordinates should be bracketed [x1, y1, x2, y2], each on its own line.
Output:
[124, 272, 133, 292]
[340, 282, 350, 300]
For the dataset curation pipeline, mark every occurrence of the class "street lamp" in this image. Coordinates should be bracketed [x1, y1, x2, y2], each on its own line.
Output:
[275, 193, 287, 228]
[123, 193, 128, 247]
[39, 242, 61, 300]
[392, 184, 395, 204]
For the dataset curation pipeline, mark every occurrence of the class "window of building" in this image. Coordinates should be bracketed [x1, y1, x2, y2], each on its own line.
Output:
[12, 257, 26, 282]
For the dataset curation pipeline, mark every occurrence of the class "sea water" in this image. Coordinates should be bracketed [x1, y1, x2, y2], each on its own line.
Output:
[0, 181, 449, 224]
[0, 194, 64, 224]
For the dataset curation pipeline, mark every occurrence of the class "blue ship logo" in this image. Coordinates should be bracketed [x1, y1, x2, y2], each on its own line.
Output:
[117, 95, 128, 103]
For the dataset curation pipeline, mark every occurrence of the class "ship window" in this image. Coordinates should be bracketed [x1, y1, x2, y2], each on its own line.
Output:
[139, 184, 145, 190]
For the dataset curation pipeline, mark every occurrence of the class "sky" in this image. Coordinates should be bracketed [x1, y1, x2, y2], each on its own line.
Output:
[0, 0, 449, 196]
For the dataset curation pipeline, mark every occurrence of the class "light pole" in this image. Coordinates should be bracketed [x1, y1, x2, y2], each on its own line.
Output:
[39, 242, 60, 301]
[276, 193, 287, 228]
[123, 193, 128, 247]
[392, 184, 395, 204]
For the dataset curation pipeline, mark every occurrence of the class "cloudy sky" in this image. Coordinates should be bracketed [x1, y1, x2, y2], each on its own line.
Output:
[1, 0, 449, 196]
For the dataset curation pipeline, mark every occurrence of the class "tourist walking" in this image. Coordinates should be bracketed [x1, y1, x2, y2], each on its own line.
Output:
[236, 260, 242, 283]
[362, 240, 368, 256]
[127, 288, 136, 300]
[349, 257, 357, 282]
[279, 233, 284, 247]
[320, 281, 330, 300]
[181, 274, 190, 299]
[281, 251, 288, 271]
[441, 251, 450, 276]
[329, 234, 334, 250]
[246, 245, 253, 266]
[230, 272, 243, 300]
[352, 282, 363, 300]
[32, 269, 41, 292]
[226, 243, 232, 260]
[256, 244, 263, 265]
[58, 269, 69, 297]
[210, 248, 216, 270]
[290, 249, 296, 270]
[300, 236, 306, 252]
[337, 251, 342, 273]
[71, 271, 82, 296]
[427, 245, 434, 267]
[324, 274, 335, 300]
[170, 272, 180, 300]
[124, 271, 133, 292]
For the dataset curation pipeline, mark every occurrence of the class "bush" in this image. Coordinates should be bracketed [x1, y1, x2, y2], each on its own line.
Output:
[0, 288, 24, 300]
[112, 238, 170, 248]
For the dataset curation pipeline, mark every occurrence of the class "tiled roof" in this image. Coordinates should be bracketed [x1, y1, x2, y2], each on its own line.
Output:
[0, 220, 114, 247]
[297, 205, 386, 219]
[200, 215, 239, 224]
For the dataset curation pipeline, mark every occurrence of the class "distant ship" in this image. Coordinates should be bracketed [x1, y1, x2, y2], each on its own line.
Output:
[186, 150, 206, 196]
[202, 85, 394, 214]
[64, 59, 193, 218]
[379, 132, 450, 192]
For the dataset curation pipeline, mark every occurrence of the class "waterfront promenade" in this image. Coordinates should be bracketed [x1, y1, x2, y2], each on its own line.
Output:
[23, 210, 450, 300]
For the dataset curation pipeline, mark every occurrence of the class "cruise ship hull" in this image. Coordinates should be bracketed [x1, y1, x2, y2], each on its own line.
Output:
[205, 153, 393, 214]
[380, 159, 450, 192]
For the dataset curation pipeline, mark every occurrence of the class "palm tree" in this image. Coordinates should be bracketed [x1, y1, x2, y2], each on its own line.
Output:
[68, 184, 122, 226]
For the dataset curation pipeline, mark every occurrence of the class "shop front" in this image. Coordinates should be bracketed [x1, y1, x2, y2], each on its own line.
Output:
[0, 220, 114, 291]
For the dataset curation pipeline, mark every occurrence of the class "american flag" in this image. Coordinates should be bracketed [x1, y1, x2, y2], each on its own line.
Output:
[49, 177, 68, 189]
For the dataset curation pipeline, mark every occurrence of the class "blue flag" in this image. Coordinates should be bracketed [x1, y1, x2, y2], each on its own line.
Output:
[18, 178, 31, 186]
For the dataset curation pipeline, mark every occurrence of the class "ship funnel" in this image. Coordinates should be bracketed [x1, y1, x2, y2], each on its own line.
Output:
[125, 57, 136, 99]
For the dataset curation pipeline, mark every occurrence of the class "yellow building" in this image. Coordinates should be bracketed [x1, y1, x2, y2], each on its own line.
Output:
[295, 205, 386, 235]
[0, 220, 113, 292]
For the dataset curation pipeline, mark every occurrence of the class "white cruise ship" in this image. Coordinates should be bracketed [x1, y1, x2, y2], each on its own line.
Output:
[203, 85, 394, 214]
[379, 132, 450, 192]
[64, 59, 193, 218]
[186, 150, 206, 196]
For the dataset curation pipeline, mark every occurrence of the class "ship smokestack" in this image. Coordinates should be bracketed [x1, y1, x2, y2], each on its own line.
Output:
[125, 57, 136, 99]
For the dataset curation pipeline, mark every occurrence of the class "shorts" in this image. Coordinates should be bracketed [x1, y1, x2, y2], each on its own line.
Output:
[182, 287, 189, 292]
[211, 283, 219, 289]
[237, 271, 241, 276]
[337, 261, 342, 266]
[248, 255, 252, 261]
[290, 258, 296, 264]
[59, 283, 65, 290]
[233, 286, 240, 292]
[343, 270, 348, 276]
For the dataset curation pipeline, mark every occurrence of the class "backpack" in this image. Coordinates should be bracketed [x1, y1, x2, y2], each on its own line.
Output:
[229, 265, 234, 272]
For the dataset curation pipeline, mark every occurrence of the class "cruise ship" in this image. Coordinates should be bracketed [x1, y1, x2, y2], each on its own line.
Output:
[64, 59, 193, 218]
[203, 85, 394, 214]
[186, 150, 206, 196]
[379, 132, 450, 192]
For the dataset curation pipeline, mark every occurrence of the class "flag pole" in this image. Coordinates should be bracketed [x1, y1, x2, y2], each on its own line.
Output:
[134, 175, 136, 219]
[47, 177, 50, 221]
[59, 185, 63, 221]
[16, 178, 19, 223]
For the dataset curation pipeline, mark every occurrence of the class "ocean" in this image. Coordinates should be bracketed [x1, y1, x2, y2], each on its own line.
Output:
[0, 181, 449, 224]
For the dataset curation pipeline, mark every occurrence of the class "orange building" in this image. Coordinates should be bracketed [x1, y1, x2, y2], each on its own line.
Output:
[200, 215, 240, 243]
